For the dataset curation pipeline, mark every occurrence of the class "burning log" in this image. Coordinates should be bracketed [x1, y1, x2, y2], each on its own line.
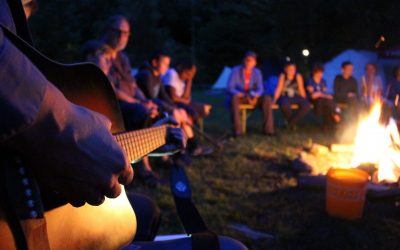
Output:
[309, 144, 329, 155]
[330, 144, 354, 154]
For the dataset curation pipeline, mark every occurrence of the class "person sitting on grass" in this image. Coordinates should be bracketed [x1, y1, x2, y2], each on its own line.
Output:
[361, 62, 384, 103]
[136, 52, 213, 156]
[307, 64, 341, 131]
[227, 51, 274, 137]
[273, 62, 310, 130]
[162, 59, 212, 124]
[333, 61, 359, 117]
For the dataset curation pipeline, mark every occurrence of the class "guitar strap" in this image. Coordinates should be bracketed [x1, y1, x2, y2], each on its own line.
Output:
[170, 164, 220, 250]
[0, 161, 28, 250]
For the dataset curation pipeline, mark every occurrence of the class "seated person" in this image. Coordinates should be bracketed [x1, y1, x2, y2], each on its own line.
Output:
[361, 62, 384, 103]
[83, 40, 165, 241]
[83, 40, 157, 127]
[334, 61, 359, 114]
[136, 52, 212, 156]
[162, 60, 212, 123]
[273, 62, 310, 129]
[101, 16, 163, 185]
[387, 65, 400, 102]
[227, 51, 274, 136]
[307, 64, 341, 131]
[387, 65, 400, 117]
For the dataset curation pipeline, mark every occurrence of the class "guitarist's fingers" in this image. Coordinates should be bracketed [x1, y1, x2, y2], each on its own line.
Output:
[64, 183, 105, 207]
[70, 199, 86, 208]
[103, 175, 122, 198]
[118, 165, 134, 186]
[85, 190, 105, 206]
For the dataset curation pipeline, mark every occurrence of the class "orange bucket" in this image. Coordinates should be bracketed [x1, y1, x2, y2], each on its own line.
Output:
[326, 168, 369, 220]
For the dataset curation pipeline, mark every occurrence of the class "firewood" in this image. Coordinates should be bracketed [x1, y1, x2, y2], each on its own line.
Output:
[330, 144, 354, 154]
[309, 144, 329, 155]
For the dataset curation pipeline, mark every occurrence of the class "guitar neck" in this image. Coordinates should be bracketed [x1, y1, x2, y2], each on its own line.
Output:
[114, 125, 168, 163]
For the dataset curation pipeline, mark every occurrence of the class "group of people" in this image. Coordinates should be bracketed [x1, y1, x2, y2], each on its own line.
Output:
[83, 16, 214, 186]
[228, 51, 400, 136]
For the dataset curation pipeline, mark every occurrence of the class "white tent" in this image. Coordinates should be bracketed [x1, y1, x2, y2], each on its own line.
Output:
[211, 66, 231, 90]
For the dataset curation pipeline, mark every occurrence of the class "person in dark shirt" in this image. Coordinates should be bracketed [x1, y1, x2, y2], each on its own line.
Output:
[273, 62, 310, 129]
[333, 61, 359, 114]
[307, 64, 341, 131]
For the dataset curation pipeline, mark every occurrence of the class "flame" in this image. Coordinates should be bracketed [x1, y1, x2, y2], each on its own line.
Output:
[350, 100, 400, 183]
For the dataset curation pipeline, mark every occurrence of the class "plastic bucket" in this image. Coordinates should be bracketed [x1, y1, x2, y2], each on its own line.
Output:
[326, 168, 369, 220]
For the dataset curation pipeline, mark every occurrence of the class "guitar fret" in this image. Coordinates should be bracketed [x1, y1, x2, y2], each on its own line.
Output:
[114, 125, 168, 163]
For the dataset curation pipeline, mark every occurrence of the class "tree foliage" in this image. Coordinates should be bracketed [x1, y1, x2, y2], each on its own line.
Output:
[29, 0, 400, 83]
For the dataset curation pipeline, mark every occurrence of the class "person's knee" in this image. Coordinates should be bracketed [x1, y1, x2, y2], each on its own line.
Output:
[278, 97, 290, 107]
[127, 193, 161, 241]
[218, 236, 248, 250]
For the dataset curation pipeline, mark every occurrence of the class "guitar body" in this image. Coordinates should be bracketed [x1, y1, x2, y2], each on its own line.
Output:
[0, 188, 136, 250]
[0, 28, 137, 249]
[3, 26, 126, 134]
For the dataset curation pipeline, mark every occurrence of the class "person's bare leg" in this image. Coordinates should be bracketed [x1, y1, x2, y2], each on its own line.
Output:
[142, 156, 152, 171]
[173, 109, 194, 139]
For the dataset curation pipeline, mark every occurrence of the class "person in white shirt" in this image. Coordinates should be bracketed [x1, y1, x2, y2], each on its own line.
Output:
[162, 60, 212, 122]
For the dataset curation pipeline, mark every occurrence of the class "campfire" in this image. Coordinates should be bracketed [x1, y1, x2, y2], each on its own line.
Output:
[350, 100, 400, 183]
[296, 99, 400, 199]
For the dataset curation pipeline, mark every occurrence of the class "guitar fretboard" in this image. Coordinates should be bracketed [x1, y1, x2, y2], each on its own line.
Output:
[114, 125, 168, 163]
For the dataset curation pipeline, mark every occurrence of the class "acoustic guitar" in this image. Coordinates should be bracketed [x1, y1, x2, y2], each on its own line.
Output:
[0, 26, 171, 250]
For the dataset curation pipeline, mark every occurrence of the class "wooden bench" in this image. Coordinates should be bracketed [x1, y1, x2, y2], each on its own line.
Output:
[239, 103, 348, 134]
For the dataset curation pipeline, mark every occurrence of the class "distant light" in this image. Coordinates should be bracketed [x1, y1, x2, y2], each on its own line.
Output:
[302, 49, 310, 57]
[285, 56, 291, 62]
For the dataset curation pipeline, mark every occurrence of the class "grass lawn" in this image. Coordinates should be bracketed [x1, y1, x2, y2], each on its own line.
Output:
[128, 90, 400, 250]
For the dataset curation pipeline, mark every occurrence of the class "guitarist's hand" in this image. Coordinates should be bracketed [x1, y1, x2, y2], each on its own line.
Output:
[8, 84, 133, 207]
[153, 115, 187, 152]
